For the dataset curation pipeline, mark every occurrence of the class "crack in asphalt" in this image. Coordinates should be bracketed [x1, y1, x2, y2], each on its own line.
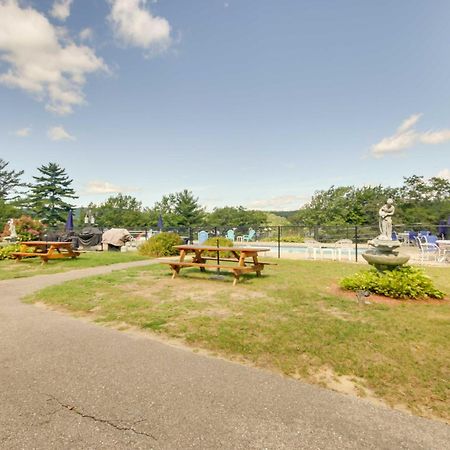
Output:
[44, 393, 157, 441]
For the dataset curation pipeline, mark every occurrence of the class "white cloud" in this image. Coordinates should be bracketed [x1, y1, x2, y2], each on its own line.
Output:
[0, 0, 107, 115]
[247, 195, 308, 211]
[49, 0, 73, 21]
[84, 180, 138, 194]
[79, 27, 93, 42]
[396, 113, 422, 134]
[436, 168, 450, 180]
[108, 0, 171, 52]
[370, 114, 450, 158]
[419, 129, 450, 145]
[47, 125, 75, 141]
[14, 126, 31, 137]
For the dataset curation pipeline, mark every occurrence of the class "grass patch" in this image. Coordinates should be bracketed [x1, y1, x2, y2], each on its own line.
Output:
[27, 260, 450, 422]
[0, 251, 148, 280]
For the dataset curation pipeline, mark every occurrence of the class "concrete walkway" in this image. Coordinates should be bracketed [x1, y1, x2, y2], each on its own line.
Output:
[0, 261, 449, 449]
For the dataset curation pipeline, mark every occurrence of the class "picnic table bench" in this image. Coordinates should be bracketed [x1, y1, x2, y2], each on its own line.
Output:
[161, 244, 273, 286]
[11, 241, 80, 263]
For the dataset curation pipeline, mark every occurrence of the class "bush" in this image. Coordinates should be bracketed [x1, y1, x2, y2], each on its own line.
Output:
[203, 237, 233, 257]
[0, 244, 20, 260]
[14, 215, 45, 241]
[138, 232, 183, 257]
[340, 266, 445, 300]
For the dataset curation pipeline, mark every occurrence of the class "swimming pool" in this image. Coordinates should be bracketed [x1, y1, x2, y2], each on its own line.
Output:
[243, 243, 366, 260]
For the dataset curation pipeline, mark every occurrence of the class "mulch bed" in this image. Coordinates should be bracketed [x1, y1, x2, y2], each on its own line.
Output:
[328, 284, 449, 306]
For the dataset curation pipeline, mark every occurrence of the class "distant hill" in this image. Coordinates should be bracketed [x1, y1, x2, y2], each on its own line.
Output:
[268, 211, 298, 219]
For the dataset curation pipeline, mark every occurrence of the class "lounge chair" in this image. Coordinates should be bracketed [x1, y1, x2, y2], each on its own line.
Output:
[226, 229, 235, 241]
[415, 236, 440, 263]
[335, 239, 353, 261]
[198, 230, 208, 245]
[242, 229, 256, 242]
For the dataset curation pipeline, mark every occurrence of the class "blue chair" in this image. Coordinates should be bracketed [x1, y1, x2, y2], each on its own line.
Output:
[243, 228, 256, 242]
[198, 230, 208, 245]
[419, 230, 430, 236]
[226, 229, 235, 241]
[427, 235, 438, 244]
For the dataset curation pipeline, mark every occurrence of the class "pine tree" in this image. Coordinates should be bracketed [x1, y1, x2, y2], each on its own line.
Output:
[29, 162, 78, 227]
[174, 189, 204, 227]
[0, 158, 25, 200]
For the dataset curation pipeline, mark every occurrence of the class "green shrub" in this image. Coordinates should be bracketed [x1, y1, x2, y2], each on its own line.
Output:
[0, 244, 20, 260]
[138, 232, 183, 257]
[340, 266, 445, 300]
[204, 237, 234, 257]
[15, 215, 45, 241]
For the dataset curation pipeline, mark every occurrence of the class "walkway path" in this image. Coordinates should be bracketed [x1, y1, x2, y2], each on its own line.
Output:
[1, 261, 449, 449]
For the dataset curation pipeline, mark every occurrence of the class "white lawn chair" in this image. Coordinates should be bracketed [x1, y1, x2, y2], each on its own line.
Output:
[416, 236, 440, 263]
[335, 239, 353, 261]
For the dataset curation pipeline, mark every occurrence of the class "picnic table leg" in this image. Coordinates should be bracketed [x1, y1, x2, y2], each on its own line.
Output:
[252, 256, 262, 276]
[232, 270, 240, 286]
[194, 250, 206, 272]
[170, 264, 181, 279]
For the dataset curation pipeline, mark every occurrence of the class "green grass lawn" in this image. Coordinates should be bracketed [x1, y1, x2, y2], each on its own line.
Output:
[0, 251, 148, 280]
[27, 260, 450, 422]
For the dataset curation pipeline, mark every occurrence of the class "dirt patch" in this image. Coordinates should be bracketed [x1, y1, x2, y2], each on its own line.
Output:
[119, 277, 270, 304]
[312, 367, 388, 407]
[327, 284, 450, 306]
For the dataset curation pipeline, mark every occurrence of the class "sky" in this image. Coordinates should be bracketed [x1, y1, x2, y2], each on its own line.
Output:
[0, 0, 449, 211]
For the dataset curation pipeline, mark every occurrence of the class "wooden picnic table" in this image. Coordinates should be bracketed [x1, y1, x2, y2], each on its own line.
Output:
[11, 241, 80, 263]
[162, 244, 273, 286]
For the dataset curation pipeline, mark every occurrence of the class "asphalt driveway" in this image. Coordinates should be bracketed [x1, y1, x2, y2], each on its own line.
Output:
[1, 261, 449, 449]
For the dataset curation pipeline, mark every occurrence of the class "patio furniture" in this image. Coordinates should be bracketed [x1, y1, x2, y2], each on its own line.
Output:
[335, 239, 353, 261]
[436, 240, 450, 263]
[242, 229, 256, 242]
[198, 230, 208, 245]
[11, 241, 80, 264]
[415, 236, 440, 263]
[161, 244, 273, 286]
[226, 229, 235, 241]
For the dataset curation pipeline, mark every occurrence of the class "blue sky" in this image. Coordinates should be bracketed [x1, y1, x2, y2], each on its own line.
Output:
[1, 0, 449, 211]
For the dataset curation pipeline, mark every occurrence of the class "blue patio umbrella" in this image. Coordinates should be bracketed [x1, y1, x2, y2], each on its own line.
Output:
[65, 209, 74, 231]
[157, 213, 163, 231]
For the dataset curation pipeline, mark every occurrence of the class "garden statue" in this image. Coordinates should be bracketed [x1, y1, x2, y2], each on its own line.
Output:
[8, 218, 17, 241]
[378, 198, 395, 240]
[362, 199, 409, 270]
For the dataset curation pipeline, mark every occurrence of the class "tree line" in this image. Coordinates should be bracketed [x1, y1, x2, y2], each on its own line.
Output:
[0, 158, 449, 232]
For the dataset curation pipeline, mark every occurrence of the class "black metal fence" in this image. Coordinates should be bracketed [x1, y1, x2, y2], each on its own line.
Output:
[40, 222, 449, 262]
[175, 223, 450, 262]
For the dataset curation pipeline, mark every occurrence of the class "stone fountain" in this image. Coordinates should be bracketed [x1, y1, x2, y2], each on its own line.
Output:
[362, 199, 410, 270]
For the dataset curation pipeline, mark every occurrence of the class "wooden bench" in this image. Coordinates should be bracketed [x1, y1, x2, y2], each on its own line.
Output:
[200, 256, 277, 265]
[162, 261, 264, 286]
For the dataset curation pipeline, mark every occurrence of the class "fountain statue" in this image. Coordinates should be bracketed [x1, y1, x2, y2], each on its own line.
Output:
[362, 199, 410, 270]
[8, 218, 17, 241]
[378, 198, 395, 239]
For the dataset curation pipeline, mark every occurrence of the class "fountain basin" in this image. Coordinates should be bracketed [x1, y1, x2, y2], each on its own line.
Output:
[362, 251, 410, 271]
